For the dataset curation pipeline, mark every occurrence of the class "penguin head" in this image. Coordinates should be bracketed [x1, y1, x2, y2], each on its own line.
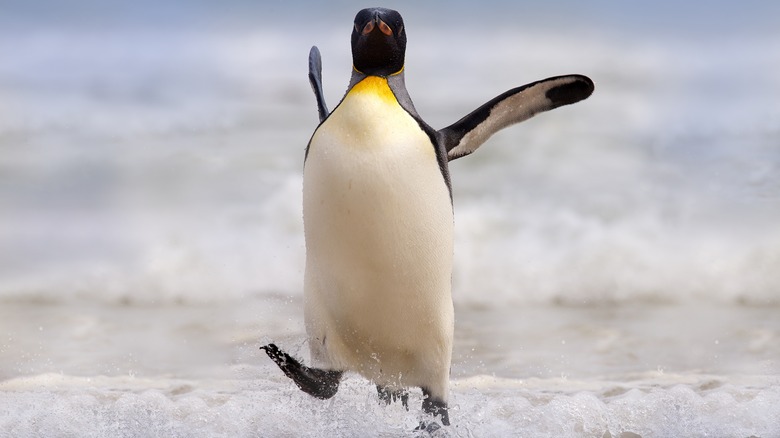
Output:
[351, 8, 406, 77]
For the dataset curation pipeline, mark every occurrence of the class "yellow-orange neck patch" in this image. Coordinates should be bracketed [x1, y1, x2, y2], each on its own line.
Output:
[347, 76, 398, 104]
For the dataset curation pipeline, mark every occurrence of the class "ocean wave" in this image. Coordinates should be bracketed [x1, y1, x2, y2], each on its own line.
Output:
[2, 373, 778, 437]
[1, 28, 779, 307]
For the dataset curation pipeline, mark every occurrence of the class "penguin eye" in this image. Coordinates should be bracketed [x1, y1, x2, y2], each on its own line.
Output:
[354, 23, 359, 33]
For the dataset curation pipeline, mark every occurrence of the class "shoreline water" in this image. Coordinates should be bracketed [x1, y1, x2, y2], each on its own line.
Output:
[2, 3, 780, 436]
[2, 298, 778, 436]
[2, 298, 776, 380]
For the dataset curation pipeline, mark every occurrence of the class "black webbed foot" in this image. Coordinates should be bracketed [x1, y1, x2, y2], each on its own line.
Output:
[260, 343, 343, 399]
[414, 420, 447, 436]
[376, 385, 409, 409]
[421, 388, 450, 426]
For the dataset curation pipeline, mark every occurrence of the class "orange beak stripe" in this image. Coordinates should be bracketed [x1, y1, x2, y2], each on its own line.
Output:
[377, 19, 393, 36]
[361, 20, 375, 35]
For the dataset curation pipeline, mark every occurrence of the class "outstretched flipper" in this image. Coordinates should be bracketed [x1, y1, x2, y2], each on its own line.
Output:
[308, 46, 329, 123]
[260, 343, 343, 399]
[438, 74, 594, 161]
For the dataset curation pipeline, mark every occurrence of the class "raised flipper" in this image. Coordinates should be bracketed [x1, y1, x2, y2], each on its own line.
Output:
[308, 46, 329, 123]
[438, 74, 594, 161]
[260, 343, 342, 399]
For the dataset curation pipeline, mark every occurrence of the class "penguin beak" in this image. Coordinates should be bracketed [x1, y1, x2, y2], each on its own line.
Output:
[376, 18, 393, 36]
[360, 20, 375, 35]
[359, 17, 393, 36]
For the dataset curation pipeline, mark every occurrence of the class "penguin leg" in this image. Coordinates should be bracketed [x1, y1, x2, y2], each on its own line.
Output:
[260, 343, 343, 399]
[418, 387, 450, 427]
[376, 384, 409, 409]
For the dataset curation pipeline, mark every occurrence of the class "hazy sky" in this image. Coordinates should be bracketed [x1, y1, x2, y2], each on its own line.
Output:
[3, 0, 780, 38]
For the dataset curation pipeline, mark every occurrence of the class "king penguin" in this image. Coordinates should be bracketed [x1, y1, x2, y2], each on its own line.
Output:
[261, 7, 594, 427]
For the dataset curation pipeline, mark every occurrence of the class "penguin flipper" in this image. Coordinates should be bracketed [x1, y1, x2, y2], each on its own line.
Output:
[260, 343, 343, 399]
[308, 46, 329, 122]
[438, 74, 594, 161]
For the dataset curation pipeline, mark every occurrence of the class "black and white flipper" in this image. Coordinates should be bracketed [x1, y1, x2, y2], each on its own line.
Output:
[438, 74, 594, 161]
[308, 46, 329, 122]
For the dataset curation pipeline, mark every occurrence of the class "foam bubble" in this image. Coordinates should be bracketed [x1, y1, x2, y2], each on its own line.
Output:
[2, 374, 778, 437]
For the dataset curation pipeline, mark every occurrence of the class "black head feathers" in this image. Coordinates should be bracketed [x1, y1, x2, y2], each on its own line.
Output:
[351, 8, 406, 76]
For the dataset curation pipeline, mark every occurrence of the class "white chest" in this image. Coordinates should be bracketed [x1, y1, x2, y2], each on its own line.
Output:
[303, 82, 452, 280]
[301, 79, 454, 378]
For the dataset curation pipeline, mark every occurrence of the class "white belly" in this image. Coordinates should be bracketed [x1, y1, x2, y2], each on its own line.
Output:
[302, 79, 453, 397]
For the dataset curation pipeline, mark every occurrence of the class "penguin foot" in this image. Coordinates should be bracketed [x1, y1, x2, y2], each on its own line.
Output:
[376, 385, 409, 409]
[421, 388, 450, 426]
[260, 343, 343, 400]
[414, 420, 449, 437]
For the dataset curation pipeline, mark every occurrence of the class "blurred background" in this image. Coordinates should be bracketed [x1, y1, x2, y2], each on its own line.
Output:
[1, 2, 779, 435]
[1, 0, 778, 306]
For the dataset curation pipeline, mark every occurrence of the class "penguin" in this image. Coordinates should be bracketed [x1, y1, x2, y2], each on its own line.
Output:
[261, 7, 594, 428]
